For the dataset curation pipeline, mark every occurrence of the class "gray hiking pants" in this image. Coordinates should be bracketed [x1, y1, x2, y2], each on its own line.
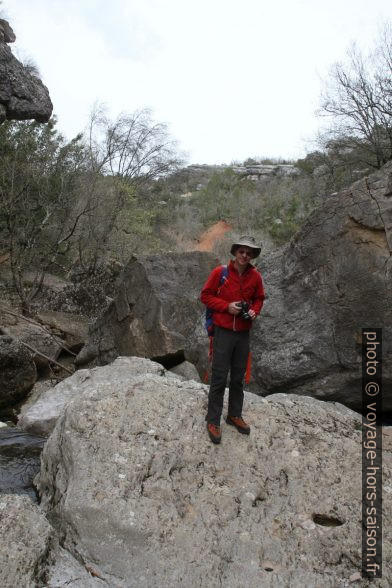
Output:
[205, 326, 250, 425]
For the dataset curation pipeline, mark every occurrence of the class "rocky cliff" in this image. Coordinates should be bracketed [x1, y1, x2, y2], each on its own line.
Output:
[185, 163, 299, 186]
[250, 160, 392, 412]
[0, 19, 52, 123]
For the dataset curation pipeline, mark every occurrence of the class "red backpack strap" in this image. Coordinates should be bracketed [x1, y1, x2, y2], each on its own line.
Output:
[203, 336, 214, 383]
[245, 351, 251, 385]
[208, 335, 214, 360]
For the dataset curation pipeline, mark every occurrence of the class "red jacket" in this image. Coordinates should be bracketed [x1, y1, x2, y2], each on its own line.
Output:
[200, 260, 265, 331]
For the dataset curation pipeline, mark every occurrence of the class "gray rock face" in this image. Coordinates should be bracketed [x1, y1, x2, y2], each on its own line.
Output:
[0, 19, 16, 43]
[5, 321, 63, 369]
[232, 164, 300, 178]
[46, 544, 108, 587]
[37, 310, 89, 352]
[185, 163, 300, 181]
[0, 494, 107, 588]
[35, 357, 392, 587]
[0, 20, 52, 123]
[249, 162, 392, 412]
[76, 252, 218, 366]
[18, 357, 165, 436]
[170, 360, 201, 382]
[0, 494, 53, 588]
[0, 335, 36, 410]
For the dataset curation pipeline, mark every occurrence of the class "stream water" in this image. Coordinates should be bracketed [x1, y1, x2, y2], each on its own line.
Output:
[0, 423, 45, 501]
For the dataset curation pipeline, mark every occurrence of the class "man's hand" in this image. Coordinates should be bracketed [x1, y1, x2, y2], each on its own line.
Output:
[248, 309, 256, 320]
[228, 301, 241, 315]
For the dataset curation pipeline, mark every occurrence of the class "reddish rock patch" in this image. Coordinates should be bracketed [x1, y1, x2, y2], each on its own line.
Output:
[194, 220, 231, 251]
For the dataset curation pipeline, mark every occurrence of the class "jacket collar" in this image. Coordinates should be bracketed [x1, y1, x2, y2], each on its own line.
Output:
[229, 259, 254, 276]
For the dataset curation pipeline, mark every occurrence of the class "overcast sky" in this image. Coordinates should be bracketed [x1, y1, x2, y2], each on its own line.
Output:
[4, 0, 392, 164]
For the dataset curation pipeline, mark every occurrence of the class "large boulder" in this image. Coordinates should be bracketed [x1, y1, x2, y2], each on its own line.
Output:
[76, 252, 218, 366]
[37, 310, 90, 352]
[0, 494, 53, 588]
[36, 356, 392, 587]
[0, 492, 105, 587]
[0, 19, 52, 123]
[0, 335, 36, 410]
[0, 303, 66, 368]
[5, 321, 63, 369]
[248, 161, 392, 412]
[170, 360, 201, 382]
[18, 357, 165, 436]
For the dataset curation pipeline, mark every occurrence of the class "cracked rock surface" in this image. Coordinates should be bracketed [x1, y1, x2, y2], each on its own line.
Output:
[35, 356, 391, 587]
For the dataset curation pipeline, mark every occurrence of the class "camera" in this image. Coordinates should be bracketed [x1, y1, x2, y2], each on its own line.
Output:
[238, 301, 252, 320]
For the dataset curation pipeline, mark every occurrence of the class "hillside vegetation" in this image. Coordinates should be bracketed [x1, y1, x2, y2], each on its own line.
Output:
[0, 23, 391, 312]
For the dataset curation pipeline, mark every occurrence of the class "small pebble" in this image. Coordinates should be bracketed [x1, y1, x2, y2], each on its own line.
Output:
[300, 519, 316, 531]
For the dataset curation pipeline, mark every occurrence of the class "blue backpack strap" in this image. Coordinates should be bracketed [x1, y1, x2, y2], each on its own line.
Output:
[218, 264, 228, 290]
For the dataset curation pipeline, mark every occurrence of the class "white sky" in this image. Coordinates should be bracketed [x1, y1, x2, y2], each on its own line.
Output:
[3, 0, 392, 164]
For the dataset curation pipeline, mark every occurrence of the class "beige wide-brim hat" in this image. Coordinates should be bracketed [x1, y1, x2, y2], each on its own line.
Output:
[230, 235, 261, 258]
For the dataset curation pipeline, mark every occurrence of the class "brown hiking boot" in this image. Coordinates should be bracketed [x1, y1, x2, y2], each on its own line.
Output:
[226, 415, 250, 435]
[207, 422, 221, 444]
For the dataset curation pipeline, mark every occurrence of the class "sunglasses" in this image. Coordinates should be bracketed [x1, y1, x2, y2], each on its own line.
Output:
[237, 249, 253, 258]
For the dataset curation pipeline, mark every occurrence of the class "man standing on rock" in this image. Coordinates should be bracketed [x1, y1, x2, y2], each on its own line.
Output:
[200, 236, 265, 444]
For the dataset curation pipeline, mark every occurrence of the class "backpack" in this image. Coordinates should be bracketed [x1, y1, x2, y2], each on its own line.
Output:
[205, 265, 229, 336]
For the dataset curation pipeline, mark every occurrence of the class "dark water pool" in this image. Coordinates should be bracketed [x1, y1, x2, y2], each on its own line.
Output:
[0, 425, 46, 501]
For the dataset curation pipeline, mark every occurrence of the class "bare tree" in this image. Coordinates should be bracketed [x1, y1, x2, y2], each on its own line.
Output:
[0, 108, 183, 312]
[86, 105, 182, 184]
[66, 105, 183, 277]
[319, 22, 392, 169]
